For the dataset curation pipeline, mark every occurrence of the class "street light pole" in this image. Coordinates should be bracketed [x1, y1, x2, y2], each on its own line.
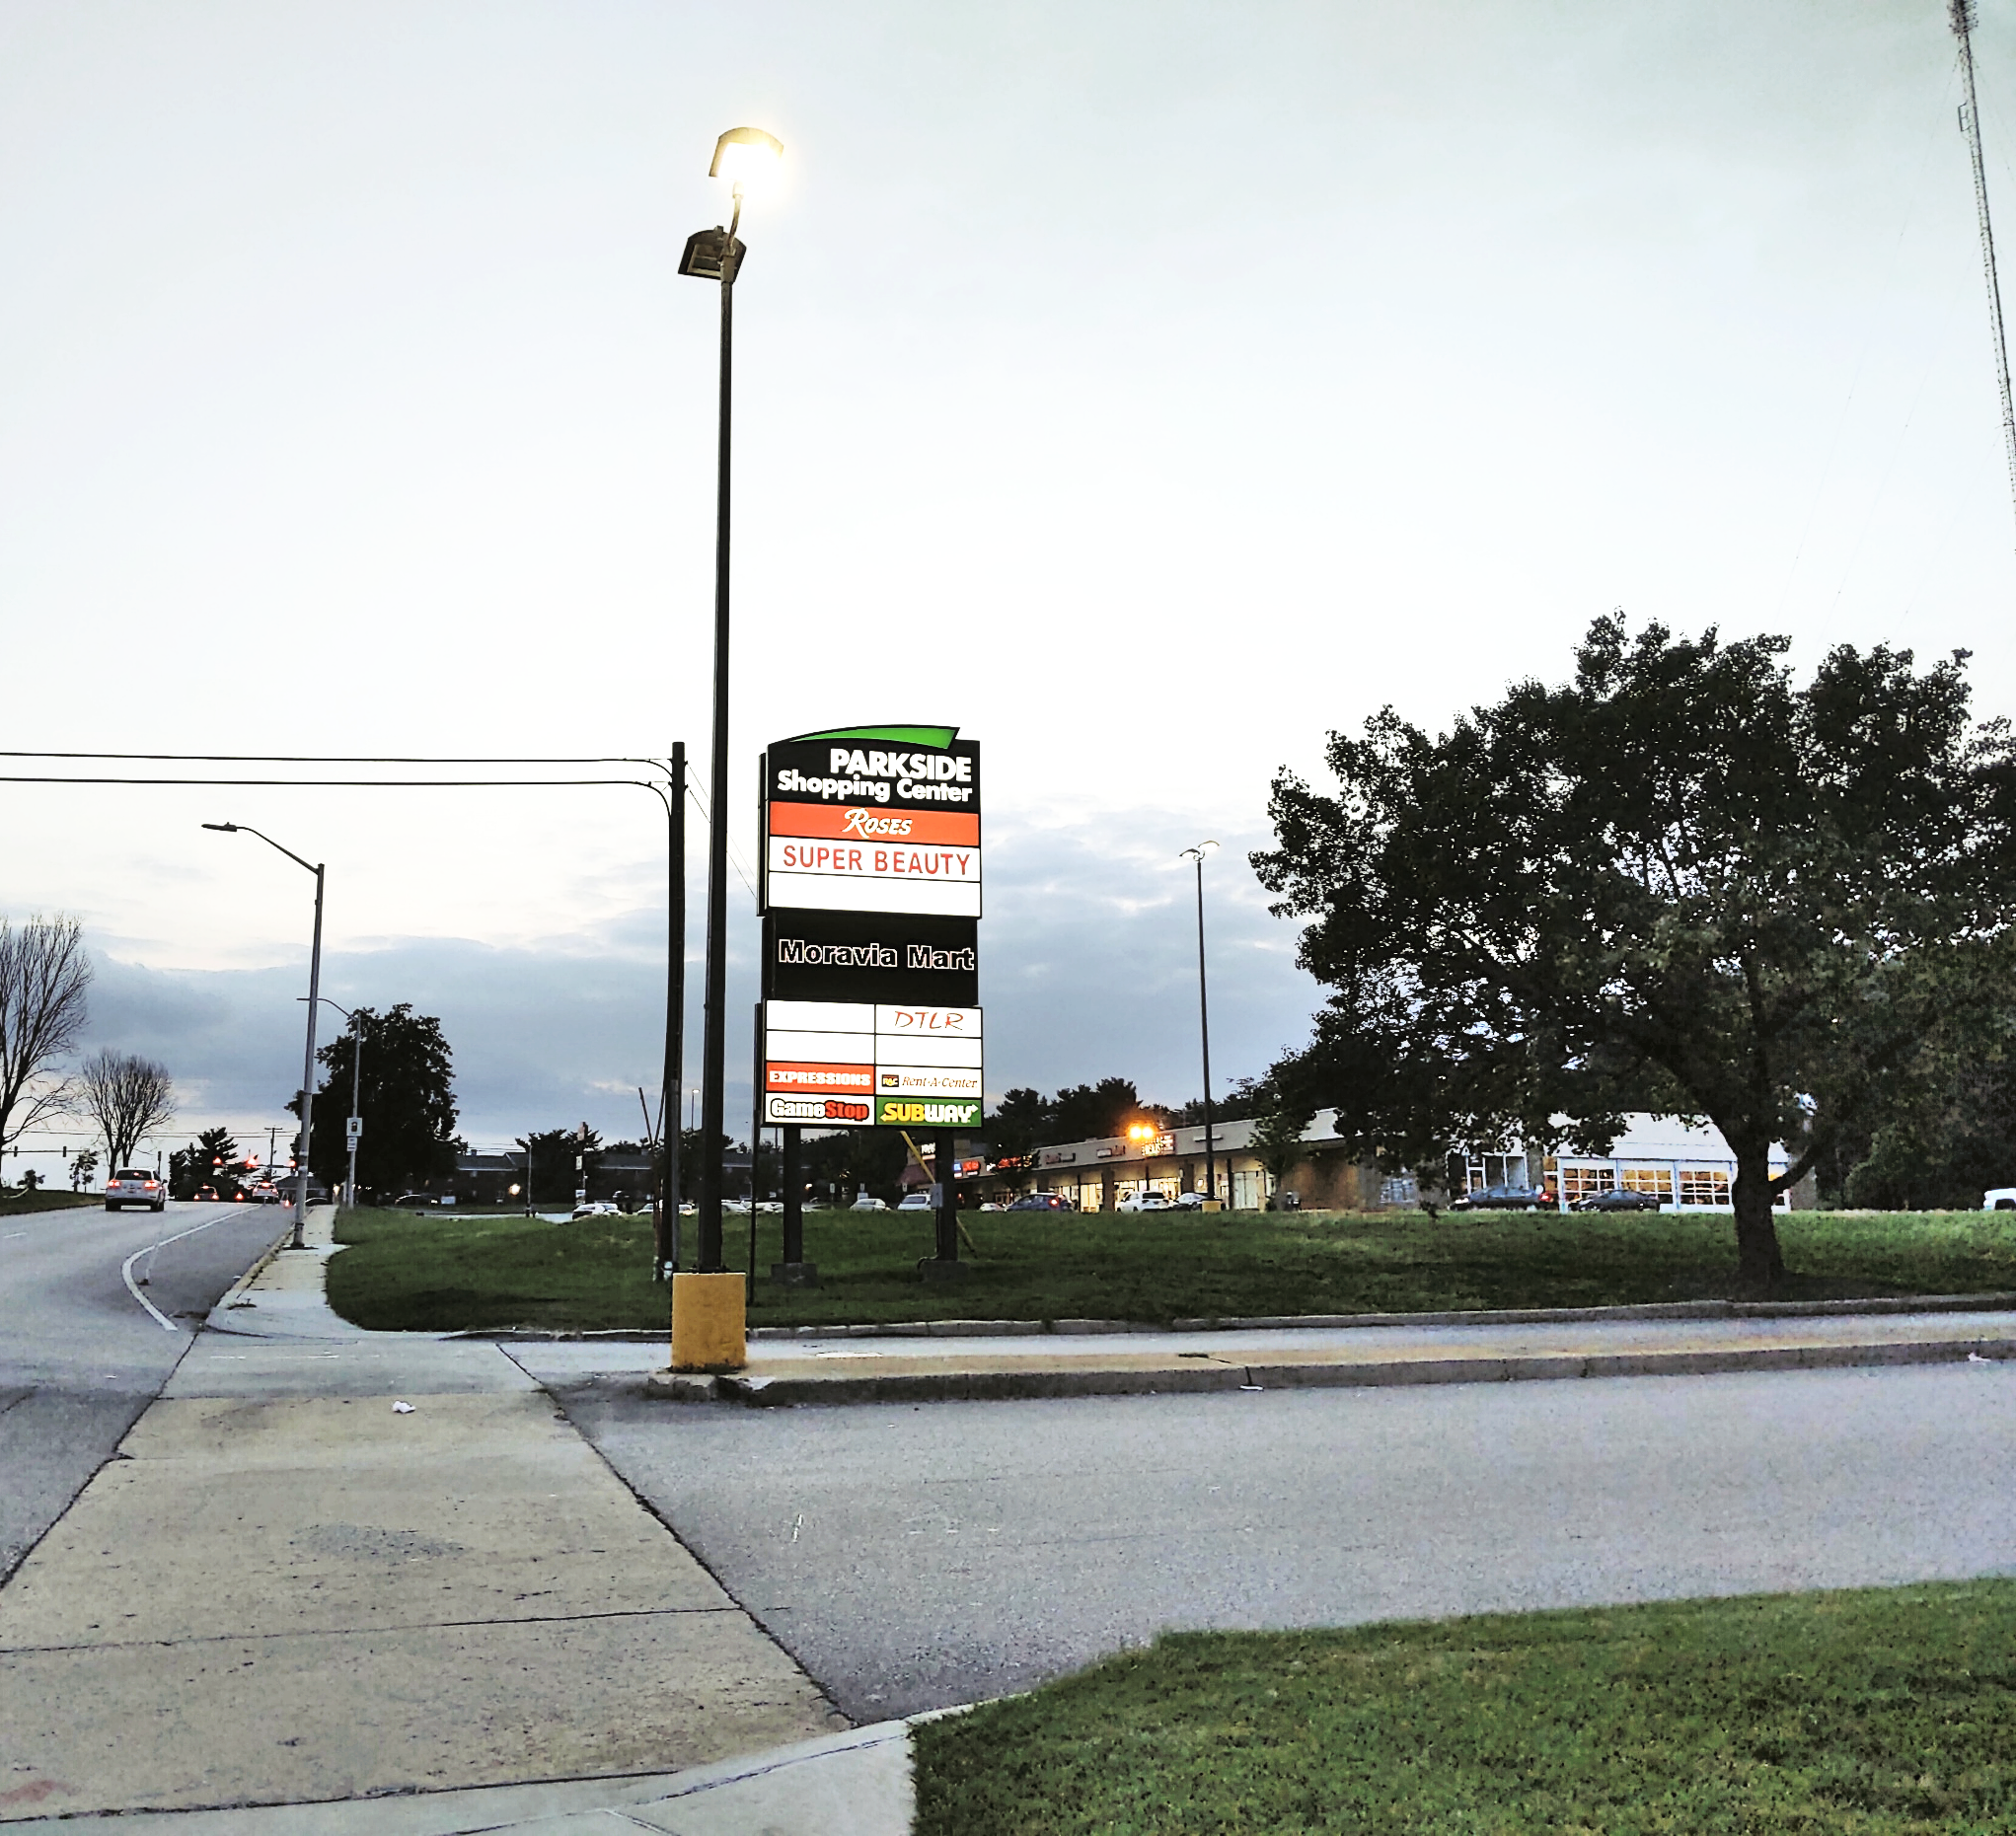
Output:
[207, 822, 323, 1249]
[679, 126, 782, 1283]
[1180, 842, 1221, 1212]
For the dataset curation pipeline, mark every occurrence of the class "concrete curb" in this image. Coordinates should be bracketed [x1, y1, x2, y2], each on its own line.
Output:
[466, 1290, 2016, 1345]
[204, 1213, 320, 1322]
[641, 1335, 2016, 1407]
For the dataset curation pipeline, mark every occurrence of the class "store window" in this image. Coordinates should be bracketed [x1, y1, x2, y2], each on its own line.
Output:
[1677, 1167, 1731, 1207]
[1554, 1162, 1615, 1204]
[1379, 1175, 1418, 1206]
[1617, 1165, 1675, 1201]
[1463, 1153, 1528, 1192]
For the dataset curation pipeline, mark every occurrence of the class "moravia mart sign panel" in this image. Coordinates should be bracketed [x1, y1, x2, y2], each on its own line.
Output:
[762, 726, 982, 918]
[764, 911, 978, 1006]
[761, 998, 983, 1131]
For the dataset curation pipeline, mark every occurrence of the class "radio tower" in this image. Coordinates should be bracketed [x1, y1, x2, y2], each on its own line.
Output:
[1953, 0, 2016, 537]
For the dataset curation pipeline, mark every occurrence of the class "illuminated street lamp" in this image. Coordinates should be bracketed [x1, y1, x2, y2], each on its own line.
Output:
[205, 821, 323, 1250]
[679, 125, 783, 1285]
[1179, 841, 1221, 1212]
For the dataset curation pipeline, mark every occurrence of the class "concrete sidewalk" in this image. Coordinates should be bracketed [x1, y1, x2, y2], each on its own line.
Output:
[609, 1299, 2016, 1406]
[0, 1209, 882, 1831]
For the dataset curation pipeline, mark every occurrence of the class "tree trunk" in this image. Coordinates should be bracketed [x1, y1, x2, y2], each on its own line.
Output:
[1731, 1148, 1786, 1289]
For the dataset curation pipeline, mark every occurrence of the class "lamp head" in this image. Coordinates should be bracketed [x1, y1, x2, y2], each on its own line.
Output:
[709, 125, 784, 189]
[202, 822, 238, 833]
[1179, 840, 1220, 863]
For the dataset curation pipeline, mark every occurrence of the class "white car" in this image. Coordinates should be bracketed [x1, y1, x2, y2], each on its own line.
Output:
[896, 1192, 936, 1212]
[570, 1201, 620, 1221]
[850, 1192, 888, 1212]
[105, 1169, 166, 1213]
[1985, 1188, 2016, 1212]
[1116, 1192, 1176, 1213]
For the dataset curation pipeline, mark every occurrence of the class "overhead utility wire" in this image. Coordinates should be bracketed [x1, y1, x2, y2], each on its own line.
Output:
[1953, 0, 2016, 543]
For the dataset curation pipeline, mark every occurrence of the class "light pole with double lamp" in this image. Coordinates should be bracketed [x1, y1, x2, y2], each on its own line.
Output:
[205, 822, 324, 1249]
[1179, 841, 1222, 1212]
[299, 996, 365, 1207]
[672, 125, 783, 1367]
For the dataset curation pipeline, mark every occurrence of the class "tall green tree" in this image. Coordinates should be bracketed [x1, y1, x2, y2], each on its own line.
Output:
[298, 1004, 457, 1197]
[170, 1126, 239, 1199]
[515, 1125, 601, 1206]
[1255, 616, 2016, 1286]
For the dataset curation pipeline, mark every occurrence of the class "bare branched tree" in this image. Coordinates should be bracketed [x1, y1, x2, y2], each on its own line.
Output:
[0, 914, 92, 1177]
[77, 1050, 175, 1174]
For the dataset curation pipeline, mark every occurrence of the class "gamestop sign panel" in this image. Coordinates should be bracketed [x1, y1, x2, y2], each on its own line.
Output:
[763, 729, 981, 918]
[762, 999, 983, 1131]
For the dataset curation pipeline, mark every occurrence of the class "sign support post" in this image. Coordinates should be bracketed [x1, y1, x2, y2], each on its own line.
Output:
[775, 1125, 813, 1284]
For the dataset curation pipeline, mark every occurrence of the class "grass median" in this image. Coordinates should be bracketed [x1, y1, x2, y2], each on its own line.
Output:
[324, 1203, 2016, 1334]
[914, 1581, 2016, 1834]
[0, 1188, 104, 1216]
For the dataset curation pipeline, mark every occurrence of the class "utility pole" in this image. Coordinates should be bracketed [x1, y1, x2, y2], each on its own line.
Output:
[1953, 0, 2016, 540]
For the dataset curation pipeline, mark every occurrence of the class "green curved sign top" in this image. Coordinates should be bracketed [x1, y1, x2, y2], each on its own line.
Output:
[784, 723, 960, 749]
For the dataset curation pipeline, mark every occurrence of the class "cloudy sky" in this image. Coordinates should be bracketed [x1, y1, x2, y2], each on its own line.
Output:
[5, 0, 2016, 1169]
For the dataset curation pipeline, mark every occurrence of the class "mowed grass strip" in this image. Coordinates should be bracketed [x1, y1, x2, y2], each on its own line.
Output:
[326, 1204, 2016, 1333]
[915, 1583, 2016, 1835]
[0, 1187, 105, 1215]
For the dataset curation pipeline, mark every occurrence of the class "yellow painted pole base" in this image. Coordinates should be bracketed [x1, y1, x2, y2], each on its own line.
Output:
[671, 1271, 748, 1371]
[1200, 1199, 1224, 1212]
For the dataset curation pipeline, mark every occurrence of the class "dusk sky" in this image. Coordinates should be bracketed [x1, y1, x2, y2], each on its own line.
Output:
[6, 0, 2016, 1170]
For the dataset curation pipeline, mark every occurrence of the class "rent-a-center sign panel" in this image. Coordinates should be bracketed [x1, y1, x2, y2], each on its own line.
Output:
[759, 726, 983, 1130]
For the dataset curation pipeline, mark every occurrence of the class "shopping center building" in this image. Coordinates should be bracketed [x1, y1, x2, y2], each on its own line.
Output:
[964, 1110, 1815, 1212]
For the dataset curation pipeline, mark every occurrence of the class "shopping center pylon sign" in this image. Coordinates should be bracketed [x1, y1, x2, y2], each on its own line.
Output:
[759, 725, 982, 1129]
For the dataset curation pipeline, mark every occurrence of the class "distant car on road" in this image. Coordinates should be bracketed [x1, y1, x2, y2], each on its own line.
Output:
[105, 1170, 166, 1212]
[1449, 1184, 1554, 1212]
[192, 1185, 220, 1203]
[393, 1192, 446, 1211]
[1571, 1188, 1665, 1213]
[570, 1201, 620, 1221]
[1987, 1188, 2016, 1212]
[1116, 1192, 1176, 1213]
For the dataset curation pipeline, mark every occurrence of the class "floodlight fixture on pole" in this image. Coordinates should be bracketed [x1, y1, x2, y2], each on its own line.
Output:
[680, 125, 783, 1282]
[1180, 841, 1221, 1212]
[206, 820, 325, 1249]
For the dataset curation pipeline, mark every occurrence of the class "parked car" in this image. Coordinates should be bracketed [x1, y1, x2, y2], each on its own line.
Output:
[1570, 1188, 1665, 1213]
[570, 1201, 620, 1221]
[105, 1169, 166, 1213]
[849, 1192, 888, 1212]
[1449, 1184, 1553, 1212]
[1986, 1188, 2016, 1212]
[977, 1202, 1005, 1212]
[1116, 1192, 1176, 1213]
[896, 1192, 936, 1212]
[1172, 1191, 1213, 1210]
[1006, 1193, 1073, 1212]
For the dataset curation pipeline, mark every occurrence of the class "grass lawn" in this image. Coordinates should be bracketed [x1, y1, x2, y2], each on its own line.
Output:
[914, 1582, 2016, 1834]
[0, 1187, 103, 1215]
[326, 1203, 2016, 1334]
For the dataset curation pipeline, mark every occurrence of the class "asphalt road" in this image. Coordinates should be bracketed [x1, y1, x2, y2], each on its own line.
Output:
[0, 1199, 284, 1581]
[555, 1362, 2016, 1721]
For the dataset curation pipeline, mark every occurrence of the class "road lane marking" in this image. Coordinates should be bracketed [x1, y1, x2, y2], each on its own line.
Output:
[120, 1212, 246, 1333]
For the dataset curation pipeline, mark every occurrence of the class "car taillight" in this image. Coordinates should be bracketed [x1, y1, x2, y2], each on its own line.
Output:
[143, 1180, 158, 1189]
